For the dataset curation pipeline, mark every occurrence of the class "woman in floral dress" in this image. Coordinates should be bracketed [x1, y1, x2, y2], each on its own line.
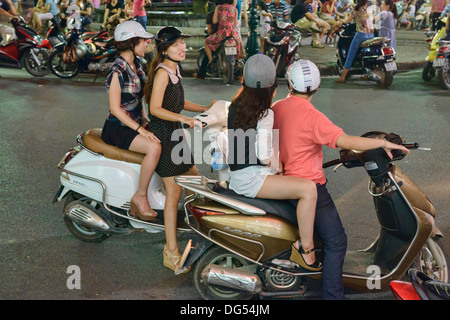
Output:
[204, 0, 241, 64]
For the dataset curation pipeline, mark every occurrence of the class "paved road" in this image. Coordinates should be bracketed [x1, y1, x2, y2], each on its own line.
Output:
[0, 68, 448, 301]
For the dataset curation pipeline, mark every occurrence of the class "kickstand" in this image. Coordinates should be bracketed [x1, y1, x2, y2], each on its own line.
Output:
[92, 73, 99, 83]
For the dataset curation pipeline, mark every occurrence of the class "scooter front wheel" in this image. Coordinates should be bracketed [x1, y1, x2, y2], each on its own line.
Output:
[412, 237, 449, 283]
[193, 245, 254, 300]
[422, 61, 435, 81]
[49, 50, 80, 79]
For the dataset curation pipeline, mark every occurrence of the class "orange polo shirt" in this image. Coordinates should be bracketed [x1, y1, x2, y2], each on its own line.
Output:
[272, 94, 344, 185]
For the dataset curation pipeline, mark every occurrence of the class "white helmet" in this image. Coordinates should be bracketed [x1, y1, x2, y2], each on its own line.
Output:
[287, 60, 321, 93]
[114, 20, 154, 42]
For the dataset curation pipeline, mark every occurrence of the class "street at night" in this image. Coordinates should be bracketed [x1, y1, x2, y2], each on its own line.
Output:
[1, 66, 448, 302]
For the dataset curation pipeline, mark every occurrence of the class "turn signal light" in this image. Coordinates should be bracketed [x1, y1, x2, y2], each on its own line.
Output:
[389, 281, 421, 300]
[438, 46, 449, 53]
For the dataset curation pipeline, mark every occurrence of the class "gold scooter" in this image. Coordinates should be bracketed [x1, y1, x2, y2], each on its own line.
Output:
[173, 103, 447, 300]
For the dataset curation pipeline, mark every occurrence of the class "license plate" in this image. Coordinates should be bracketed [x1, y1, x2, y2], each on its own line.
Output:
[385, 61, 397, 71]
[225, 47, 237, 55]
[433, 58, 445, 67]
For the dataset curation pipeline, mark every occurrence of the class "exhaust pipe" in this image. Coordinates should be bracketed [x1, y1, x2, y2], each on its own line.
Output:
[65, 201, 110, 231]
[201, 264, 263, 294]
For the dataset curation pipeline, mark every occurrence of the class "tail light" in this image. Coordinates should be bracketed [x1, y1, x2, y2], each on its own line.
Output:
[382, 46, 394, 55]
[188, 203, 225, 225]
[389, 281, 421, 300]
[438, 46, 449, 53]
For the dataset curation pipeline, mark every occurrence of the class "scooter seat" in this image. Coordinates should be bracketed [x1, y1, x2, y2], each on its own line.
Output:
[213, 182, 298, 224]
[360, 37, 388, 48]
[81, 128, 144, 165]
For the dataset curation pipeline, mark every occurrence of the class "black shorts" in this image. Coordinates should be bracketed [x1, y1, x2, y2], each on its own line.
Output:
[101, 119, 139, 150]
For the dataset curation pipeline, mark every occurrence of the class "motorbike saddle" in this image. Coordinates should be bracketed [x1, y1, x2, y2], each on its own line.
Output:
[81, 128, 144, 165]
[213, 182, 298, 224]
[410, 270, 450, 300]
[360, 37, 388, 48]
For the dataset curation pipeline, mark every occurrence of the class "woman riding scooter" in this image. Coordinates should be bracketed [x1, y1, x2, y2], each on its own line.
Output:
[336, 0, 374, 83]
[143, 26, 216, 273]
[101, 20, 162, 221]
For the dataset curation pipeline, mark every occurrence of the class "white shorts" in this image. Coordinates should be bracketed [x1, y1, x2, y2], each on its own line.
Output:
[229, 165, 275, 198]
[37, 12, 54, 21]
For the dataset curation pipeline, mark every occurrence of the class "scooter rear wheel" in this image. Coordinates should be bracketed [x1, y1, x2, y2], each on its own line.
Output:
[412, 237, 449, 283]
[63, 193, 110, 243]
[23, 48, 50, 77]
[193, 245, 254, 300]
[437, 59, 450, 90]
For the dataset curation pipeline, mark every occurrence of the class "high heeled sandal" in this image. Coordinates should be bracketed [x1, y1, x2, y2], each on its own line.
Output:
[290, 243, 323, 272]
[163, 245, 191, 274]
[129, 194, 158, 221]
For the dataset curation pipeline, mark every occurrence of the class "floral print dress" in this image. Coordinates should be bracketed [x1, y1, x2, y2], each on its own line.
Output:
[205, 4, 241, 56]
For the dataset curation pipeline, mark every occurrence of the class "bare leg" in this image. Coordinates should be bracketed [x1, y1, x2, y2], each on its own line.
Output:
[257, 175, 318, 265]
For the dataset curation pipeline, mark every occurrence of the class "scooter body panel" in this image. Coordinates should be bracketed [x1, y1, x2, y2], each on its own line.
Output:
[60, 149, 165, 210]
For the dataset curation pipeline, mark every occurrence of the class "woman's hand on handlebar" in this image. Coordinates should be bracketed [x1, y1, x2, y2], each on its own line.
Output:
[383, 139, 410, 159]
[181, 116, 203, 129]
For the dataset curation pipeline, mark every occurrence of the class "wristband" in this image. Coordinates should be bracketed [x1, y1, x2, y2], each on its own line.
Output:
[136, 125, 141, 132]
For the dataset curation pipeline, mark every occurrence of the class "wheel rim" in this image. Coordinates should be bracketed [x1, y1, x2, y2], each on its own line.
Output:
[419, 242, 448, 282]
[442, 61, 450, 87]
[204, 253, 250, 299]
[50, 52, 78, 77]
[25, 50, 49, 75]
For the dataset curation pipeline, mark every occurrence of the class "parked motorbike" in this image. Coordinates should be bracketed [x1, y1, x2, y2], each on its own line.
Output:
[47, 24, 118, 79]
[336, 23, 397, 88]
[390, 268, 450, 300]
[422, 16, 447, 82]
[197, 36, 243, 84]
[263, 19, 301, 78]
[0, 16, 50, 76]
[171, 102, 447, 300]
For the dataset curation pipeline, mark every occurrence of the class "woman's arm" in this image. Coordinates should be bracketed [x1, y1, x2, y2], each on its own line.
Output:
[336, 132, 410, 159]
[183, 99, 216, 112]
[212, 6, 219, 24]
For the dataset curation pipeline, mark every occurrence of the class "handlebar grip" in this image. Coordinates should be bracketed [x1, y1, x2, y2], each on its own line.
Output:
[402, 142, 419, 149]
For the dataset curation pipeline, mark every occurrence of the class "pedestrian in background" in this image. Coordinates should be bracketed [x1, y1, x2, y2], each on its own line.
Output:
[375, 0, 398, 49]
[431, 0, 445, 30]
[133, 0, 150, 30]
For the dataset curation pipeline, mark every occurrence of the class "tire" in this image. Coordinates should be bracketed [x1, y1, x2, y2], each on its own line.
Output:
[48, 50, 80, 79]
[197, 48, 206, 70]
[437, 58, 450, 90]
[219, 54, 234, 84]
[193, 245, 255, 300]
[23, 48, 50, 77]
[63, 193, 110, 243]
[377, 66, 394, 88]
[412, 237, 449, 283]
[422, 61, 435, 81]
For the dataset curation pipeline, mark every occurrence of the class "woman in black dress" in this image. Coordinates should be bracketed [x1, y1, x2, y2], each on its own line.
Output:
[143, 27, 215, 273]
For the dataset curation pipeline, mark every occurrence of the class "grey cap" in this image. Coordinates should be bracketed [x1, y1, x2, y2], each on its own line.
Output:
[243, 54, 276, 89]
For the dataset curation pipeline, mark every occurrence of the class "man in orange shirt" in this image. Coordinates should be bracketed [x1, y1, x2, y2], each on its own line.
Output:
[272, 60, 409, 299]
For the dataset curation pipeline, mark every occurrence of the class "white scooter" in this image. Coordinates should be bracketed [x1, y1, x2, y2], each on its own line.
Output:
[52, 101, 230, 242]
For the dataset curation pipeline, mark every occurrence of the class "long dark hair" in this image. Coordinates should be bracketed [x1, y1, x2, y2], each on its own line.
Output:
[231, 83, 277, 131]
[384, 0, 398, 19]
[143, 41, 173, 105]
[355, 0, 369, 11]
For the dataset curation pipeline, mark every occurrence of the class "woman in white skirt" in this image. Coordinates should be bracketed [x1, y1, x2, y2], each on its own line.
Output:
[227, 54, 322, 271]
